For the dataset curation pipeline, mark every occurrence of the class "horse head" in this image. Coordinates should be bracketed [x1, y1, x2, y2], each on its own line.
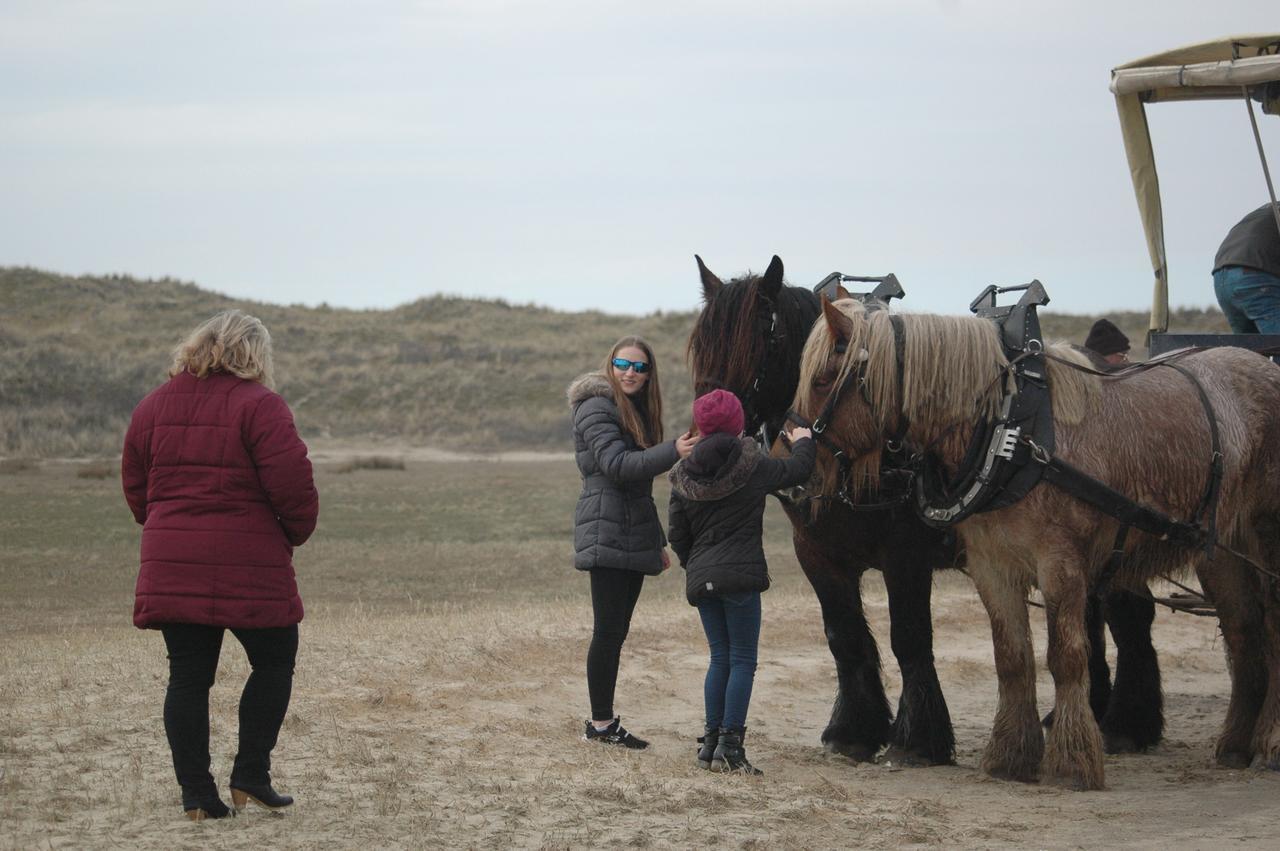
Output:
[687, 255, 822, 439]
[792, 295, 908, 502]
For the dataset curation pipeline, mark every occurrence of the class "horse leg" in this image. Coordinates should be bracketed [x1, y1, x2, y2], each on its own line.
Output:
[880, 543, 955, 766]
[1043, 592, 1111, 730]
[1253, 575, 1280, 770]
[794, 536, 890, 761]
[1196, 554, 1265, 768]
[1100, 587, 1163, 753]
[968, 562, 1043, 783]
[1245, 526, 1280, 770]
[1039, 551, 1106, 790]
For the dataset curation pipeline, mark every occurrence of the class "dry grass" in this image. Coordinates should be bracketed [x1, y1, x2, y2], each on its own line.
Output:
[75, 461, 117, 480]
[332, 455, 407, 474]
[0, 266, 1230, 459]
[1, 457, 1276, 849]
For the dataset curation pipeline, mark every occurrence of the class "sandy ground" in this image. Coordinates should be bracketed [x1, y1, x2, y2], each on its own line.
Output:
[2, 571, 1277, 850]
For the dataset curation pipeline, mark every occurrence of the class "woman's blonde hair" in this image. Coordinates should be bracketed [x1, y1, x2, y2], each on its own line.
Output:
[170, 309, 275, 387]
[604, 336, 664, 448]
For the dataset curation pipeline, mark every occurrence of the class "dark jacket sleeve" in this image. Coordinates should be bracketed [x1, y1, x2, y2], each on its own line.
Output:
[576, 397, 680, 483]
[121, 404, 150, 525]
[668, 490, 691, 567]
[754, 437, 817, 492]
[247, 393, 319, 547]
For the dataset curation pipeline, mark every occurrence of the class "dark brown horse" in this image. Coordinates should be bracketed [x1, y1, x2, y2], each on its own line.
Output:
[794, 296, 1280, 788]
[688, 255, 956, 764]
[687, 256, 1165, 765]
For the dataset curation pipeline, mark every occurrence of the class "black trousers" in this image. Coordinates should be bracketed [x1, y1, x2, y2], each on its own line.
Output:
[586, 567, 645, 721]
[160, 623, 298, 797]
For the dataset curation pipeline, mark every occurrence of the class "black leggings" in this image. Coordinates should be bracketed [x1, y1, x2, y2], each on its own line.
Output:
[587, 567, 646, 721]
[160, 623, 298, 796]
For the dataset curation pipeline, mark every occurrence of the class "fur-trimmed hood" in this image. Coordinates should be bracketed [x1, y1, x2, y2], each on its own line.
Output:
[567, 372, 614, 409]
[670, 435, 762, 501]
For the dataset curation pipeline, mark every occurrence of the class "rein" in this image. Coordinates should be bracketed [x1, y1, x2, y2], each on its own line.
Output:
[783, 314, 913, 512]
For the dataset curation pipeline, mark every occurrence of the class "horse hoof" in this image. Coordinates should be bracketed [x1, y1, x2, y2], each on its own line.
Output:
[1217, 751, 1251, 769]
[1248, 753, 1280, 771]
[1103, 733, 1144, 754]
[823, 740, 877, 763]
[1043, 771, 1104, 792]
[879, 745, 948, 767]
[984, 765, 1040, 784]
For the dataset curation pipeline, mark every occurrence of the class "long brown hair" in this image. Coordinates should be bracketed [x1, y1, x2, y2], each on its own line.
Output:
[604, 336, 664, 448]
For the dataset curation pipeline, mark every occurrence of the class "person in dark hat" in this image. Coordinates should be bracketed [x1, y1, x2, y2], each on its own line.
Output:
[1084, 318, 1131, 367]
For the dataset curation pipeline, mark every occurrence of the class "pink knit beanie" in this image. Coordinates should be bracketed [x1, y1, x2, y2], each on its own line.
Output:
[692, 389, 745, 436]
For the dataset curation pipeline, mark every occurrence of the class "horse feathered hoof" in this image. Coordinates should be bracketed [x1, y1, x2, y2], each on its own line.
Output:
[879, 745, 952, 767]
[1103, 732, 1147, 754]
[822, 739, 878, 763]
[1217, 750, 1252, 769]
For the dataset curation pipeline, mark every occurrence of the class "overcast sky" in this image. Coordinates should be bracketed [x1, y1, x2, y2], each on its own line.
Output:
[2, 1, 1276, 317]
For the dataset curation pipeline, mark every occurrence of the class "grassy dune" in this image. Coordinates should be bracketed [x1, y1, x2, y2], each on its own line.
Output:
[0, 266, 1228, 459]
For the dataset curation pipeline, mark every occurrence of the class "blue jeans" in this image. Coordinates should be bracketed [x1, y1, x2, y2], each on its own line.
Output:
[1213, 265, 1280, 334]
[697, 591, 761, 730]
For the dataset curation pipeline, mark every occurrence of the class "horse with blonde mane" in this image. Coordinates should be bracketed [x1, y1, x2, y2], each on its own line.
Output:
[793, 296, 1280, 789]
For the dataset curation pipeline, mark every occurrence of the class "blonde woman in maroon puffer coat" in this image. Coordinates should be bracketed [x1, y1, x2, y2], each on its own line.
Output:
[123, 309, 318, 821]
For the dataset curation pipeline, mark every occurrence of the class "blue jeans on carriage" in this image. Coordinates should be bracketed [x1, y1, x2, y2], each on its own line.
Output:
[697, 591, 762, 730]
[1213, 265, 1280, 335]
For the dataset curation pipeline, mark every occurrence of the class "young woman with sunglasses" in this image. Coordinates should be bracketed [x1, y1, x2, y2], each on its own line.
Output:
[567, 336, 697, 748]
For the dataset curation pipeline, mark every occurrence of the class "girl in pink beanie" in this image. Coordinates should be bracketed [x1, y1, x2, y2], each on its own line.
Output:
[668, 389, 813, 774]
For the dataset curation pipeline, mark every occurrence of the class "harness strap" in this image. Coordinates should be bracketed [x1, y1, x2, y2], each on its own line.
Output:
[1092, 525, 1131, 601]
[1043, 347, 1224, 558]
[1160, 361, 1223, 555]
[1036, 452, 1205, 548]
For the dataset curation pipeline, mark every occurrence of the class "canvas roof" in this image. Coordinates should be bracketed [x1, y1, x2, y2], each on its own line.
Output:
[1110, 35, 1280, 334]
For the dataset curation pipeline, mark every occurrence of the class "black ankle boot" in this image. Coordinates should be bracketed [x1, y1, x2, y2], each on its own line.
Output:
[711, 726, 763, 775]
[182, 789, 232, 821]
[229, 781, 294, 811]
[696, 725, 720, 769]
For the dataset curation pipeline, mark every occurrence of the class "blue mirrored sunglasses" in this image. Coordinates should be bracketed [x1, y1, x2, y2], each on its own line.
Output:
[611, 357, 650, 374]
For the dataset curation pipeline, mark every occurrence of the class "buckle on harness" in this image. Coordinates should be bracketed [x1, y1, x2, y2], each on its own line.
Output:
[994, 425, 1021, 460]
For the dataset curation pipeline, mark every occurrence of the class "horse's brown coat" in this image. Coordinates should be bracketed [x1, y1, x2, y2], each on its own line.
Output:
[795, 299, 1280, 789]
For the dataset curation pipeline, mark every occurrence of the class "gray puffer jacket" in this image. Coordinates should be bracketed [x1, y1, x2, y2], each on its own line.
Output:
[668, 433, 815, 605]
[568, 373, 680, 574]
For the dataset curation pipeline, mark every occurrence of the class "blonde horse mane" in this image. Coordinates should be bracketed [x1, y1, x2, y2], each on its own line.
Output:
[796, 300, 1098, 458]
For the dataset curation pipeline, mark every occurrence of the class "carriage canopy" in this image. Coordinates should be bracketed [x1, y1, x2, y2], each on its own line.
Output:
[1110, 35, 1280, 335]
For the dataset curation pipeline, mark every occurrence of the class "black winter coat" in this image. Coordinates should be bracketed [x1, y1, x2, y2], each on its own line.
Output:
[668, 433, 815, 605]
[569, 373, 680, 574]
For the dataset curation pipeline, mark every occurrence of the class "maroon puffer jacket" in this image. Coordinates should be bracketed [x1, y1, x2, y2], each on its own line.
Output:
[122, 370, 319, 629]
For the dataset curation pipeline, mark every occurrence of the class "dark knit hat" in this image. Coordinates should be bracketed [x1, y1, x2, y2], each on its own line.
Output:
[1084, 318, 1130, 356]
[692, 389, 745, 436]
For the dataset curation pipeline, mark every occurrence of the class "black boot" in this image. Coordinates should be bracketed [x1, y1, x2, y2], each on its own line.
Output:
[711, 726, 762, 775]
[696, 725, 720, 769]
[229, 782, 294, 812]
[182, 787, 233, 821]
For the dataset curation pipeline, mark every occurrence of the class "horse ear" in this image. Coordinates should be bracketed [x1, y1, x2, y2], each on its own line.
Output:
[821, 294, 853, 349]
[761, 255, 784, 300]
[834, 283, 852, 301]
[695, 255, 723, 302]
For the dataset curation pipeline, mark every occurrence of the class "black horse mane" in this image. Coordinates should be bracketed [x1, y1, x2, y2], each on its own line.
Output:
[686, 271, 821, 429]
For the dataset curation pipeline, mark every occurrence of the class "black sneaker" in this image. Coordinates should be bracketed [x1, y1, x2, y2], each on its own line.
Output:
[583, 717, 649, 750]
